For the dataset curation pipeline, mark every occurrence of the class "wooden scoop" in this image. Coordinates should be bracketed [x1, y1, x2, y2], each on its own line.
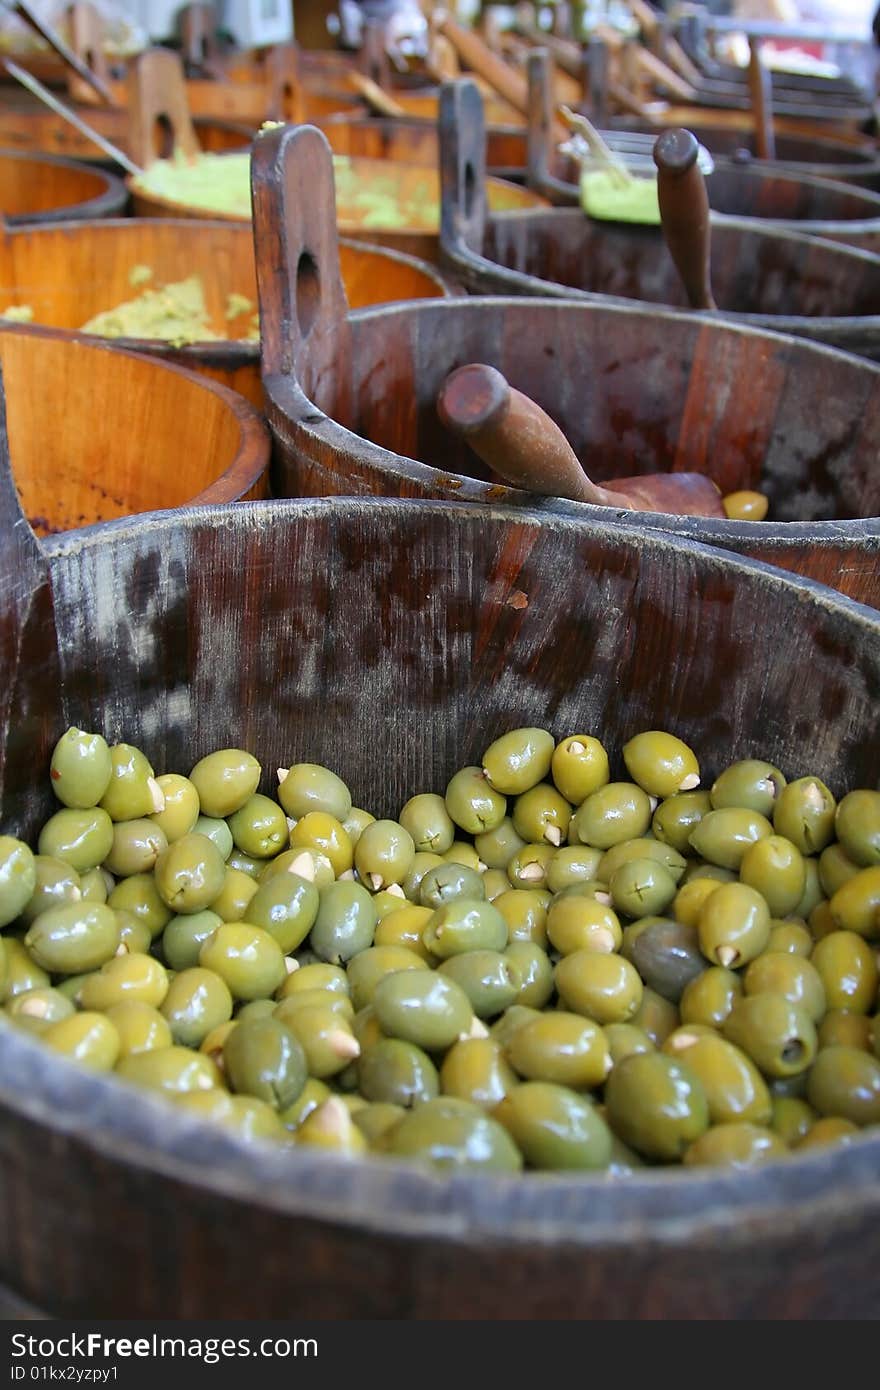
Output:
[652, 127, 716, 311]
[437, 363, 725, 517]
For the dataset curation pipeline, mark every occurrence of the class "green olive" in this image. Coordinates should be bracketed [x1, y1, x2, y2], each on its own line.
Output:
[770, 1095, 816, 1146]
[722, 995, 817, 1077]
[679, 965, 741, 1029]
[43, 1011, 120, 1070]
[161, 909, 223, 971]
[153, 833, 226, 915]
[278, 1077, 333, 1131]
[672, 878, 722, 930]
[495, 1080, 612, 1170]
[288, 811, 352, 876]
[373, 904, 435, 960]
[621, 916, 705, 1003]
[399, 793, 455, 855]
[506, 843, 555, 891]
[773, 777, 837, 856]
[546, 845, 604, 893]
[546, 895, 621, 956]
[439, 1037, 518, 1108]
[806, 1045, 880, 1126]
[346, 945, 427, 1011]
[223, 1015, 306, 1108]
[604, 1022, 655, 1065]
[358, 1037, 439, 1107]
[310, 881, 378, 963]
[550, 735, 609, 804]
[189, 748, 261, 819]
[623, 731, 700, 799]
[506, 1011, 611, 1089]
[6, 986, 74, 1035]
[210, 866, 260, 923]
[422, 899, 507, 959]
[512, 784, 572, 848]
[372, 970, 473, 1051]
[474, 818, 527, 872]
[697, 882, 770, 969]
[598, 838, 687, 886]
[834, 790, 880, 868]
[604, 1052, 709, 1161]
[198, 923, 286, 1000]
[709, 760, 786, 817]
[244, 871, 319, 953]
[149, 773, 200, 842]
[353, 819, 415, 891]
[570, 783, 653, 850]
[482, 728, 555, 796]
[503, 941, 554, 1009]
[192, 815, 234, 862]
[382, 1096, 523, 1172]
[99, 744, 163, 822]
[227, 794, 288, 861]
[629, 985, 679, 1047]
[1, 937, 50, 1001]
[439, 949, 520, 1019]
[494, 888, 550, 947]
[555, 949, 643, 1025]
[49, 728, 112, 809]
[828, 867, 880, 940]
[811, 930, 878, 1013]
[116, 1045, 220, 1094]
[278, 961, 350, 997]
[683, 1123, 787, 1169]
[481, 869, 510, 902]
[489, 1004, 542, 1050]
[817, 1010, 873, 1051]
[797, 1116, 860, 1151]
[37, 807, 114, 874]
[689, 808, 773, 871]
[294, 1097, 367, 1153]
[419, 862, 485, 909]
[20, 856, 83, 926]
[262, 847, 334, 891]
[0, 836, 36, 927]
[818, 843, 862, 899]
[276, 763, 352, 823]
[666, 1031, 772, 1124]
[160, 966, 233, 1046]
[443, 843, 483, 871]
[766, 920, 813, 957]
[401, 853, 445, 903]
[444, 766, 507, 836]
[105, 999, 173, 1056]
[610, 859, 678, 920]
[652, 792, 712, 855]
[739, 835, 806, 917]
[102, 818, 167, 878]
[743, 952, 826, 1023]
[24, 901, 120, 973]
[794, 857, 824, 921]
[78, 951, 169, 1011]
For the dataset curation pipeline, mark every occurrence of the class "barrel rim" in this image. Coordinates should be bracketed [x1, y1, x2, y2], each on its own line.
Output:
[0, 146, 127, 226]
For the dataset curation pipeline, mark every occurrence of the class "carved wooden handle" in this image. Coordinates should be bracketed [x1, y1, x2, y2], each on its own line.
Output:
[653, 127, 716, 312]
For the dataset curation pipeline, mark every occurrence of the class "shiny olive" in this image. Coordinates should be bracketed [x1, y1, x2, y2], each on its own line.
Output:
[610, 859, 677, 920]
[20, 856, 83, 927]
[439, 1037, 518, 1109]
[49, 728, 112, 809]
[354, 819, 415, 891]
[173, 1090, 286, 1142]
[262, 847, 333, 891]
[555, 948, 643, 1025]
[102, 818, 167, 878]
[506, 844, 555, 891]
[495, 1081, 612, 1171]
[1, 937, 50, 1001]
[828, 867, 880, 940]
[295, 1097, 367, 1154]
[25, 901, 120, 974]
[192, 816, 234, 862]
[739, 835, 806, 917]
[680, 863, 737, 886]
[443, 843, 483, 871]
[399, 793, 455, 855]
[422, 899, 507, 959]
[683, 1123, 786, 1169]
[78, 951, 169, 1011]
[99, 744, 163, 822]
[346, 945, 427, 1011]
[227, 794, 287, 860]
[489, 1004, 542, 1050]
[278, 960, 349, 997]
[494, 888, 550, 947]
[382, 1096, 522, 1172]
[622, 916, 705, 1003]
[482, 728, 555, 796]
[766, 920, 813, 957]
[679, 965, 741, 1029]
[806, 1045, 880, 1126]
[546, 845, 604, 893]
[668, 1032, 772, 1124]
[149, 773, 200, 843]
[244, 871, 319, 954]
[153, 833, 226, 915]
[773, 777, 837, 856]
[474, 818, 527, 872]
[43, 1011, 120, 1070]
[834, 790, 880, 868]
[623, 731, 700, 799]
[372, 970, 473, 1051]
[162, 909, 223, 971]
[105, 999, 173, 1056]
[689, 808, 773, 871]
[546, 897, 620, 958]
[115, 906, 153, 952]
[400, 852, 445, 903]
[274, 991, 353, 1027]
[794, 857, 824, 921]
[358, 1038, 439, 1107]
[38, 807, 114, 874]
[160, 966, 233, 1046]
[117, 1045, 220, 1094]
[198, 923, 286, 1001]
[373, 904, 435, 960]
[439, 949, 520, 1019]
[0, 836, 36, 927]
[550, 735, 609, 805]
[651, 792, 712, 855]
[189, 749, 260, 819]
[722, 996, 817, 1077]
[444, 766, 507, 836]
[223, 1016, 306, 1109]
[604, 1022, 655, 1065]
[6, 986, 74, 1035]
[512, 784, 572, 848]
[672, 877, 722, 930]
[744, 952, 826, 1024]
[770, 1095, 816, 1146]
[504, 941, 554, 1009]
[797, 1116, 860, 1151]
[227, 850, 263, 881]
[310, 881, 378, 963]
[710, 759, 786, 817]
[598, 838, 687, 887]
[289, 812, 352, 876]
[810, 900, 839, 943]
[817, 1010, 873, 1052]
[506, 1011, 611, 1089]
[604, 1052, 709, 1161]
[629, 985, 679, 1047]
[482, 869, 511, 903]
[697, 882, 770, 969]
[819, 843, 862, 899]
[278, 1077, 333, 1131]
[570, 783, 653, 850]
[419, 862, 485, 909]
[342, 807, 374, 847]
[277, 763, 352, 822]
[209, 866, 259, 924]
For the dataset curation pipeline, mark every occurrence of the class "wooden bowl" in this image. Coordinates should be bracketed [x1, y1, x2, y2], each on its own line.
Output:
[252, 124, 880, 608]
[441, 80, 880, 363]
[0, 464, 879, 1316]
[0, 147, 125, 223]
[129, 138, 548, 263]
[0, 218, 460, 407]
[0, 323, 269, 533]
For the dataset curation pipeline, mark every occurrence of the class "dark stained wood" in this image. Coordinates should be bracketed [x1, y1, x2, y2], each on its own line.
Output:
[747, 38, 775, 162]
[0, 323, 269, 532]
[653, 128, 716, 310]
[0, 146, 125, 223]
[0, 475, 880, 1315]
[439, 78, 880, 364]
[0, 217, 459, 406]
[253, 123, 880, 607]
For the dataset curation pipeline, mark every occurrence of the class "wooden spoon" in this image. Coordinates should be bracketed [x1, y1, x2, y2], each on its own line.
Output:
[437, 363, 725, 517]
[652, 127, 716, 311]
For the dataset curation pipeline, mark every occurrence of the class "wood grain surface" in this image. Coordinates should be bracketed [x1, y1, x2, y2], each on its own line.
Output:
[0, 146, 125, 223]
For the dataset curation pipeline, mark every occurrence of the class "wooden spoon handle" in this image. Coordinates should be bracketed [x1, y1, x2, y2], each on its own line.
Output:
[652, 127, 716, 311]
[437, 364, 608, 505]
[748, 39, 776, 161]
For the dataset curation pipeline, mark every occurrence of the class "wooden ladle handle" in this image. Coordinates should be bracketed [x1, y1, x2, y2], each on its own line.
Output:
[653, 127, 716, 312]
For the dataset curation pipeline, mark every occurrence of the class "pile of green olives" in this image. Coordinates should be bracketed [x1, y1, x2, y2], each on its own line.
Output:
[0, 724, 878, 1175]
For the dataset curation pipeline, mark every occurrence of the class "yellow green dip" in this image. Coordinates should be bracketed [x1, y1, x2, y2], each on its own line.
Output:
[580, 170, 661, 225]
[78, 276, 259, 346]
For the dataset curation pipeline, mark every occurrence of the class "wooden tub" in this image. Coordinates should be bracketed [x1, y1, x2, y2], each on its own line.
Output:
[0, 147, 125, 224]
[0, 218, 459, 407]
[252, 123, 880, 608]
[0, 466, 878, 1316]
[0, 323, 269, 532]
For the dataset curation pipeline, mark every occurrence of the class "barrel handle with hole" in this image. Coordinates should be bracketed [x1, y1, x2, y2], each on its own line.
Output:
[525, 49, 553, 192]
[263, 44, 308, 124]
[66, 2, 111, 105]
[439, 79, 489, 261]
[251, 122, 352, 418]
[125, 49, 200, 169]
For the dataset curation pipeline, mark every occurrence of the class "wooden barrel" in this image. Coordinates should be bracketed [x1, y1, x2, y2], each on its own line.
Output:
[440, 80, 880, 362]
[318, 111, 528, 181]
[0, 462, 879, 1316]
[0, 323, 269, 533]
[252, 124, 880, 608]
[0, 94, 254, 163]
[129, 142, 548, 264]
[0, 218, 460, 407]
[0, 148, 126, 223]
